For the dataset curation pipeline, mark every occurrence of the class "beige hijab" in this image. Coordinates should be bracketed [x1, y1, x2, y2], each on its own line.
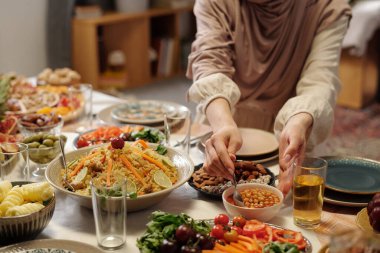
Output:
[187, 0, 351, 131]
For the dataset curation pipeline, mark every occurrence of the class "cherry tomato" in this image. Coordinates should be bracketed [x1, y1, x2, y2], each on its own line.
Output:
[232, 216, 247, 228]
[210, 224, 225, 239]
[77, 138, 90, 148]
[223, 229, 239, 243]
[242, 220, 266, 237]
[214, 214, 229, 226]
[230, 226, 243, 235]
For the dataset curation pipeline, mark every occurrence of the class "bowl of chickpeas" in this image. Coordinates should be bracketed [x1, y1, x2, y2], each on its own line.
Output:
[222, 183, 283, 222]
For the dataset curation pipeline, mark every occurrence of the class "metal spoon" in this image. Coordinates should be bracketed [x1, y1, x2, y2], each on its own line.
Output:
[232, 174, 245, 207]
[59, 137, 74, 192]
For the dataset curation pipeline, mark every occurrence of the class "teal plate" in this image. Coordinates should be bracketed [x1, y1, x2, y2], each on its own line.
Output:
[323, 156, 380, 195]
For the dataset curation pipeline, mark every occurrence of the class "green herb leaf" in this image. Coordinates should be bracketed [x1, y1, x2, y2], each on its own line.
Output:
[155, 145, 167, 155]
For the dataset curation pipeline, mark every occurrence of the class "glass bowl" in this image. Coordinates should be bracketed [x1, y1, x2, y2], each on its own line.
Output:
[17, 114, 63, 137]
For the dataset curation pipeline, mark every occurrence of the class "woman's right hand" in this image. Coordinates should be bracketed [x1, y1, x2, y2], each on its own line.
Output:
[203, 124, 242, 181]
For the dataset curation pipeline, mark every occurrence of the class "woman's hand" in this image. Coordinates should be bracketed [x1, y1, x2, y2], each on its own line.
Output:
[203, 98, 242, 180]
[204, 125, 242, 180]
[277, 113, 313, 195]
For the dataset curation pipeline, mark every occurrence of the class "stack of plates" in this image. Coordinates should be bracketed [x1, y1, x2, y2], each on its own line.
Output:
[323, 156, 380, 207]
[199, 128, 279, 163]
[98, 100, 180, 129]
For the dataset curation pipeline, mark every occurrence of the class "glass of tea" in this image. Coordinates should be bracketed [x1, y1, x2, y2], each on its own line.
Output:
[292, 157, 327, 229]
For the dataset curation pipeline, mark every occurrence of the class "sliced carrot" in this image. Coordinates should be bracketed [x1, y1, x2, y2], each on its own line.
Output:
[133, 139, 148, 149]
[69, 152, 100, 177]
[106, 158, 113, 187]
[131, 147, 169, 173]
[120, 154, 147, 187]
[224, 244, 246, 253]
[215, 243, 229, 252]
[230, 242, 247, 251]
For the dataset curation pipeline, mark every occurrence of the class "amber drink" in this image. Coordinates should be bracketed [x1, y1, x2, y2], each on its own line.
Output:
[292, 158, 327, 229]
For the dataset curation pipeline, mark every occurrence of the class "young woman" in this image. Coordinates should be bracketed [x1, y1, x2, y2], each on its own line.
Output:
[186, 0, 351, 194]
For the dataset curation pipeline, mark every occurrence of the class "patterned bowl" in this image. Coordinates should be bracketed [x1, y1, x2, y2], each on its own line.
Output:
[0, 181, 56, 246]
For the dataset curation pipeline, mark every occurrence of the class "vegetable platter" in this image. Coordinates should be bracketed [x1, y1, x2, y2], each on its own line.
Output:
[73, 125, 165, 149]
[137, 212, 312, 253]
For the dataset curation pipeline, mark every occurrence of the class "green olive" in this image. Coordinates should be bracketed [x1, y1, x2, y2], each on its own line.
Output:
[27, 142, 40, 149]
[46, 135, 59, 141]
[42, 139, 54, 147]
[38, 144, 47, 149]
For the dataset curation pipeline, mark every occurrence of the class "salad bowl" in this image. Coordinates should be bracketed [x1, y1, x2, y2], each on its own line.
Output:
[45, 143, 193, 212]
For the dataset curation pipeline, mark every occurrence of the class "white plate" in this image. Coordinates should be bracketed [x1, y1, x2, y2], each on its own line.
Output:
[201, 128, 279, 157]
[110, 100, 177, 124]
[0, 239, 103, 253]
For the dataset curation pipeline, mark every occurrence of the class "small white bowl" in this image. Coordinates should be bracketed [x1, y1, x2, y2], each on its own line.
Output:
[222, 183, 284, 222]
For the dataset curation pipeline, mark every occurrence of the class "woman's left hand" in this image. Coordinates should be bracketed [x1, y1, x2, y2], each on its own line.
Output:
[277, 113, 313, 195]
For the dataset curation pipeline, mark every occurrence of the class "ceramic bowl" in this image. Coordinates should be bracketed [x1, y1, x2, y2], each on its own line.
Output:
[45, 143, 194, 212]
[222, 183, 284, 222]
[0, 181, 55, 245]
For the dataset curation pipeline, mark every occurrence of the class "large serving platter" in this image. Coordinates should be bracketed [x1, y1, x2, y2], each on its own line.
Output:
[72, 125, 165, 149]
[98, 101, 182, 129]
[45, 143, 194, 212]
[323, 156, 380, 195]
[110, 100, 177, 124]
[201, 219, 313, 253]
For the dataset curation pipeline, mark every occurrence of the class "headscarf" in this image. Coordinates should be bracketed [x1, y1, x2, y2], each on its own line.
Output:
[187, 0, 351, 130]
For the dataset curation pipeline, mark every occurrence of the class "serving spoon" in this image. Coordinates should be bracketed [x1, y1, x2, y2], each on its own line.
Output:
[59, 136, 74, 192]
[232, 174, 245, 207]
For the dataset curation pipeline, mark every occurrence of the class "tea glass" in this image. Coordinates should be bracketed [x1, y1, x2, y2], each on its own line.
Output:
[68, 83, 93, 133]
[292, 157, 327, 229]
[164, 105, 191, 155]
[0, 143, 29, 181]
[91, 179, 127, 250]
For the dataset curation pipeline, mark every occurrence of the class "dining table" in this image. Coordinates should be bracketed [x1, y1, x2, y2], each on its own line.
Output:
[9, 90, 363, 253]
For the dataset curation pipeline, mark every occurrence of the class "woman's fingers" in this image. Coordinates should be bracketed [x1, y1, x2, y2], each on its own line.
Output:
[204, 139, 233, 180]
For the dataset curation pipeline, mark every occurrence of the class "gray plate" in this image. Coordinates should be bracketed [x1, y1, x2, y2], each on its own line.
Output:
[0, 239, 103, 253]
[323, 156, 380, 195]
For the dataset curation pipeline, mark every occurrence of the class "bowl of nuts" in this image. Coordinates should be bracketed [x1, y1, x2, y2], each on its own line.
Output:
[222, 183, 283, 222]
[17, 113, 63, 137]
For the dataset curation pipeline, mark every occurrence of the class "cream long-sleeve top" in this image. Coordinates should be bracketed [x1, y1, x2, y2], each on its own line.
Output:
[187, 15, 349, 150]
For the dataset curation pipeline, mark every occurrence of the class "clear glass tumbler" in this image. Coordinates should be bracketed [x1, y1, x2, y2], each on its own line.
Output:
[0, 143, 29, 181]
[68, 83, 93, 133]
[163, 105, 191, 155]
[293, 157, 327, 229]
[91, 179, 127, 250]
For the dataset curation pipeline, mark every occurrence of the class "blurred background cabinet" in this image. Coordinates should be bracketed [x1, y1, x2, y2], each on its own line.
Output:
[72, 6, 195, 89]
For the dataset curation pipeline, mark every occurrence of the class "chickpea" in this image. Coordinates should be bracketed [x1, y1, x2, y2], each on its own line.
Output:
[239, 188, 280, 208]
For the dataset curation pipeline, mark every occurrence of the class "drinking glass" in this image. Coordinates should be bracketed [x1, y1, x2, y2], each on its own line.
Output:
[68, 83, 93, 133]
[164, 105, 191, 155]
[0, 143, 29, 181]
[91, 179, 127, 250]
[329, 229, 380, 253]
[292, 157, 327, 229]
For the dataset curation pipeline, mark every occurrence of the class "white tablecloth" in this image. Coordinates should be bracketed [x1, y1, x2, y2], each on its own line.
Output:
[30, 91, 321, 253]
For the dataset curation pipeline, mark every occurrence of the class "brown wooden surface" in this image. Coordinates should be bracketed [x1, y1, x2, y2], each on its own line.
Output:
[338, 30, 379, 109]
[71, 6, 195, 89]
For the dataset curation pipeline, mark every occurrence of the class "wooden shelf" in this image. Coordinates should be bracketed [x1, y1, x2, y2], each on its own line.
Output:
[72, 6, 195, 89]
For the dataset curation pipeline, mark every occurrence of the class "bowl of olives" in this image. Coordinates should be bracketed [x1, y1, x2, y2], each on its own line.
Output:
[17, 113, 63, 137]
[22, 134, 67, 177]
